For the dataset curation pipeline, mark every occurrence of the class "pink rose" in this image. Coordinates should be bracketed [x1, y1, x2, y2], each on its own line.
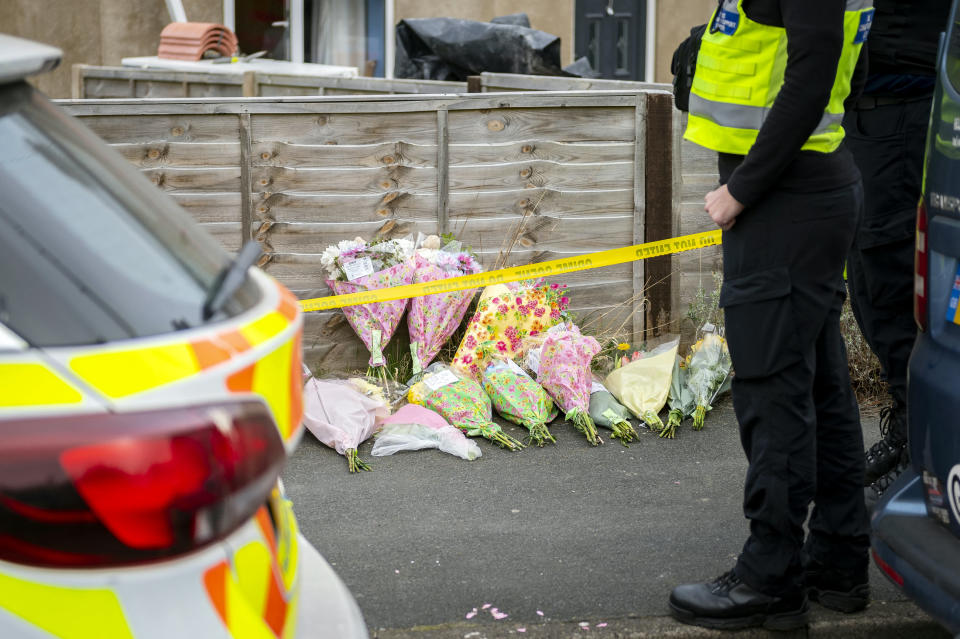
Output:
[497, 341, 508, 352]
[550, 283, 559, 289]
[560, 296, 570, 306]
[534, 307, 545, 317]
[465, 335, 477, 348]
[463, 354, 473, 364]
[498, 304, 509, 314]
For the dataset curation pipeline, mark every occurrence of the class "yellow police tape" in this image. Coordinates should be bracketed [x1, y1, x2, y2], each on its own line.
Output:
[298, 229, 723, 312]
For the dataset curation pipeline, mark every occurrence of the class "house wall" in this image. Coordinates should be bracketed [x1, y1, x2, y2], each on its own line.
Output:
[1, 0, 713, 96]
[654, 0, 714, 82]
[0, 0, 222, 98]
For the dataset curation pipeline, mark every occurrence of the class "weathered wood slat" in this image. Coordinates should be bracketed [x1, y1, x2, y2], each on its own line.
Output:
[74, 65, 465, 100]
[250, 112, 439, 145]
[254, 214, 632, 254]
[82, 115, 240, 143]
[254, 192, 438, 223]
[251, 165, 438, 195]
[201, 222, 243, 252]
[169, 192, 242, 223]
[110, 142, 240, 167]
[82, 78, 140, 99]
[252, 188, 632, 224]
[681, 137, 718, 176]
[448, 140, 633, 165]
[447, 107, 637, 145]
[251, 141, 437, 168]
[139, 167, 241, 192]
[448, 187, 634, 217]
[479, 72, 671, 94]
[449, 160, 632, 192]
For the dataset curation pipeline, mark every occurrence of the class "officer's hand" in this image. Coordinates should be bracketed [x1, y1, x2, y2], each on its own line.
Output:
[704, 185, 744, 231]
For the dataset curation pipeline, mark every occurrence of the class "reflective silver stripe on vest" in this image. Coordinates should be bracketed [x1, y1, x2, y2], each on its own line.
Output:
[846, 0, 873, 10]
[689, 93, 844, 137]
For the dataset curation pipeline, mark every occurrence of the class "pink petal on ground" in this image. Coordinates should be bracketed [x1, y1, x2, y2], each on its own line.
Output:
[579, 622, 590, 628]
[536, 610, 544, 616]
[465, 611, 477, 619]
[597, 622, 608, 628]
[394, 570, 400, 574]
[492, 611, 509, 620]
[517, 629, 526, 633]
[482, 603, 492, 610]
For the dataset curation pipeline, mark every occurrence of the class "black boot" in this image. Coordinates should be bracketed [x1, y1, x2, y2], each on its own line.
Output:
[803, 556, 869, 613]
[669, 570, 809, 631]
[863, 404, 907, 485]
[865, 449, 911, 511]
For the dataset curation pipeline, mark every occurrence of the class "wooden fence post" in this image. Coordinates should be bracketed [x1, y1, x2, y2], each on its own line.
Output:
[632, 94, 647, 342]
[643, 92, 675, 340]
[436, 106, 449, 234]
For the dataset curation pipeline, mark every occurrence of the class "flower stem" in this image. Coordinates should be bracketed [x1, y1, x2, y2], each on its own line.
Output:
[661, 410, 682, 439]
[569, 409, 602, 446]
[488, 429, 525, 451]
[611, 420, 638, 446]
[693, 405, 707, 430]
[642, 410, 664, 432]
[345, 448, 372, 473]
[526, 422, 557, 447]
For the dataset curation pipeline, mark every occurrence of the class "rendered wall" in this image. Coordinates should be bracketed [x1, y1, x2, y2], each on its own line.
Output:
[0, 0, 222, 98]
[654, 0, 713, 82]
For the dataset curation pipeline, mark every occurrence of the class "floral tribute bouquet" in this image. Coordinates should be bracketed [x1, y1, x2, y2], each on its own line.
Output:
[408, 234, 483, 376]
[663, 356, 695, 439]
[588, 380, 639, 446]
[322, 236, 415, 374]
[481, 359, 558, 446]
[408, 363, 525, 451]
[371, 404, 482, 461]
[302, 376, 390, 473]
[534, 323, 603, 446]
[603, 337, 678, 432]
[684, 329, 733, 429]
[451, 282, 570, 379]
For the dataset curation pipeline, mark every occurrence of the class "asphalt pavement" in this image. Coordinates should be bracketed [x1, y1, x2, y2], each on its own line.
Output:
[282, 398, 951, 638]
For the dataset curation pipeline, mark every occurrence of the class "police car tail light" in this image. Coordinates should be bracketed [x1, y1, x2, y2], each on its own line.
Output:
[914, 200, 929, 331]
[0, 401, 284, 568]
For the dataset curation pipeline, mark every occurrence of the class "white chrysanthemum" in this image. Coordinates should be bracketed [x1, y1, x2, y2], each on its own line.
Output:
[416, 247, 439, 263]
[393, 238, 414, 258]
[337, 239, 364, 253]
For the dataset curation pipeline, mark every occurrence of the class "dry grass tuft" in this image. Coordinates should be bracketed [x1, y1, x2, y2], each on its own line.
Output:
[839, 296, 888, 406]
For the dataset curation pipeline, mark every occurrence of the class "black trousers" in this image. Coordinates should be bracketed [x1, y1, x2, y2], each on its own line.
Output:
[843, 98, 929, 411]
[720, 181, 871, 596]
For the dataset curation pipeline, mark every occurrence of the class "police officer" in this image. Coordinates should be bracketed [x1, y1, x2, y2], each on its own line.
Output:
[668, 0, 872, 630]
[845, 0, 950, 500]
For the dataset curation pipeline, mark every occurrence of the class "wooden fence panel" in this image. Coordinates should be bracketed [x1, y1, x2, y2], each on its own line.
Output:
[59, 92, 688, 371]
[73, 65, 465, 99]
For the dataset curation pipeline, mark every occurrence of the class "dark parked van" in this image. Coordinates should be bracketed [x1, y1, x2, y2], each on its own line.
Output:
[870, 2, 960, 634]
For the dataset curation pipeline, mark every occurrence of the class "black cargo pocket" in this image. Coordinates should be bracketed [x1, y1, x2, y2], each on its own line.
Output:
[720, 267, 801, 379]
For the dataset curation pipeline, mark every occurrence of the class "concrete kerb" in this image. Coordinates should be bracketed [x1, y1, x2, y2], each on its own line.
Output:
[371, 601, 949, 639]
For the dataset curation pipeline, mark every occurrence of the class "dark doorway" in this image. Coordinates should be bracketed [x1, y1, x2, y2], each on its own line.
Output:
[575, 0, 646, 81]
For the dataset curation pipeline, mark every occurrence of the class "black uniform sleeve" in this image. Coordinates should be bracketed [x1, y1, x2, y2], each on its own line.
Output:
[725, 0, 847, 208]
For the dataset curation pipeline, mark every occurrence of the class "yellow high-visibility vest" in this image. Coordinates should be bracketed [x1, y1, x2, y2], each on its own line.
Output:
[685, 0, 874, 155]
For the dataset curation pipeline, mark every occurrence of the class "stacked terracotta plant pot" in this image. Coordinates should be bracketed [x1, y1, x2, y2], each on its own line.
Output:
[158, 22, 238, 61]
